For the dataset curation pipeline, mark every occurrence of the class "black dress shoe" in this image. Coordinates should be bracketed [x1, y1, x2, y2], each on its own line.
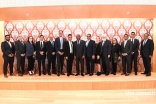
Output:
[113, 73, 116, 75]
[146, 73, 151, 76]
[125, 73, 130, 76]
[67, 74, 70, 76]
[52, 72, 57, 74]
[43, 72, 46, 75]
[111, 72, 114, 74]
[85, 73, 89, 75]
[105, 73, 109, 76]
[4, 75, 8, 78]
[141, 72, 147, 74]
[57, 73, 60, 76]
[71, 73, 75, 75]
[89, 73, 93, 76]
[135, 72, 137, 75]
[121, 73, 125, 75]
[81, 73, 84, 76]
[48, 73, 51, 76]
[97, 72, 101, 76]
[75, 73, 79, 76]
[39, 74, 41, 76]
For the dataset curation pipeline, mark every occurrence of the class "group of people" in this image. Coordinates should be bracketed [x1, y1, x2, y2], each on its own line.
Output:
[1, 30, 154, 78]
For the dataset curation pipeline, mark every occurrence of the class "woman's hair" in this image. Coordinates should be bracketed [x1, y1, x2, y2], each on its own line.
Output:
[27, 36, 34, 44]
[112, 38, 118, 44]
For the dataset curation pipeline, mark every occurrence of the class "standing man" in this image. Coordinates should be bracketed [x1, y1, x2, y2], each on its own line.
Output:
[46, 35, 56, 76]
[140, 33, 154, 76]
[36, 35, 46, 76]
[130, 32, 139, 75]
[74, 34, 85, 76]
[1, 35, 15, 78]
[121, 34, 133, 76]
[85, 34, 95, 76]
[64, 34, 75, 76]
[15, 34, 26, 76]
[101, 34, 111, 76]
[55, 30, 66, 76]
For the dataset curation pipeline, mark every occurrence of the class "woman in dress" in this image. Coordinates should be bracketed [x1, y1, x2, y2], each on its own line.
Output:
[26, 36, 36, 76]
[111, 38, 121, 75]
[95, 36, 102, 76]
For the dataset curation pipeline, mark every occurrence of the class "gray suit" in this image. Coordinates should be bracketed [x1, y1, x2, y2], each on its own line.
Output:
[74, 40, 85, 74]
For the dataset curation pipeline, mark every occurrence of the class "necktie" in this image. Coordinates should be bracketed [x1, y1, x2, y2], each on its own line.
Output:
[51, 41, 54, 47]
[70, 41, 73, 53]
[77, 40, 80, 45]
[41, 42, 43, 49]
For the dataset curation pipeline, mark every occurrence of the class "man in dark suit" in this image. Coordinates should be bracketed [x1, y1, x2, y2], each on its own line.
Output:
[36, 35, 46, 76]
[140, 33, 154, 76]
[130, 32, 139, 75]
[74, 34, 85, 76]
[85, 34, 95, 76]
[101, 34, 111, 76]
[15, 34, 26, 76]
[64, 34, 75, 76]
[55, 30, 66, 76]
[1, 35, 15, 78]
[46, 35, 56, 76]
[121, 34, 133, 76]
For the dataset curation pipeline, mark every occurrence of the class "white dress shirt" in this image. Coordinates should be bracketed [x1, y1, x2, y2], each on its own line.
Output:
[69, 41, 73, 53]
[60, 37, 63, 49]
[124, 40, 127, 48]
[86, 40, 90, 47]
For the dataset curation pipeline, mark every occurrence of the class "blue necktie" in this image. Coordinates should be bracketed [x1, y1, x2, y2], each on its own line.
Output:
[51, 41, 54, 47]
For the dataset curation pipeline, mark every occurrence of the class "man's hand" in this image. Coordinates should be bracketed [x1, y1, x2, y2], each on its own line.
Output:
[40, 51, 44, 55]
[74, 56, 76, 60]
[66, 57, 68, 60]
[8, 54, 12, 57]
[108, 55, 110, 58]
[52, 52, 55, 55]
[97, 55, 100, 59]
[92, 55, 95, 59]
[149, 55, 152, 58]
[82, 55, 85, 59]
[131, 52, 134, 54]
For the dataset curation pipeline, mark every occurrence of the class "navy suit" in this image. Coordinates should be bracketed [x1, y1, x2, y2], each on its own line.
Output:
[46, 41, 56, 74]
[101, 39, 111, 75]
[55, 37, 66, 74]
[35, 41, 47, 75]
[85, 40, 95, 74]
[1, 41, 15, 75]
[140, 39, 154, 74]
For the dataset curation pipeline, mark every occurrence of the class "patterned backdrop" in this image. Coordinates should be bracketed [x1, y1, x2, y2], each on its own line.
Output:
[4, 19, 153, 73]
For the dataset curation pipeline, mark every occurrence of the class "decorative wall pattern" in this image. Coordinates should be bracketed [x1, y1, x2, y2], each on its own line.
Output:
[4, 19, 153, 73]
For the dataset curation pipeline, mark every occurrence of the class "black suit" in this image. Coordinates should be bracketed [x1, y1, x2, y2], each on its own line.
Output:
[64, 41, 74, 75]
[130, 39, 139, 73]
[121, 40, 133, 74]
[15, 40, 26, 74]
[46, 41, 56, 74]
[36, 41, 47, 75]
[140, 39, 154, 74]
[55, 37, 66, 74]
[74, 40, 85, 74]
[85, 40, 95, 74]
[1, 41, 15, 75]
[101, 39, 111, 75]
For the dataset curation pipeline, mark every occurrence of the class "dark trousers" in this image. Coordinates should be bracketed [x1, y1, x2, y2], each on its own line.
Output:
[17, 56, 25, 74]
[47, 55, 56, 74]
[142, 55, 151, 74]
[67, 54, 74, 74]
[102, 57, 110, 74]
[3, 57, 14, 75]
[131, 54, 138, 73]
[76, 56, 84, 74]
[112, 58, 117, 73]
[27, 55, 35, 71]
[56, 52, 64, 73]
[85, 56, 94, 74]
[122, 55, 131, 74]
[37, 56, 45, 74]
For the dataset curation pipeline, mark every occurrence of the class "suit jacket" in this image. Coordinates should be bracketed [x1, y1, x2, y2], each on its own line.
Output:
[35, 41, 47, 59]
[55, 37, 66, 53]
[85, 40, 95, 57]
[130, 39, 139, 55]
[15, 40, 26, 57]
[26, 42, 35, 56]
[140, 39, 154, 57]
[101, 39, 111, 57]
[1, 41, 15, 58]
[74, 40, 85, 57]
[111, 43, 121, 57]
[64, 41, 74, 57]
[46, 41, 56, 58]
[121, 40, 133, 55]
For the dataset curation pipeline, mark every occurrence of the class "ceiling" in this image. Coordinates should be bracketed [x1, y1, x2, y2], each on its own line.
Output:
[0, 5, 156, 21]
